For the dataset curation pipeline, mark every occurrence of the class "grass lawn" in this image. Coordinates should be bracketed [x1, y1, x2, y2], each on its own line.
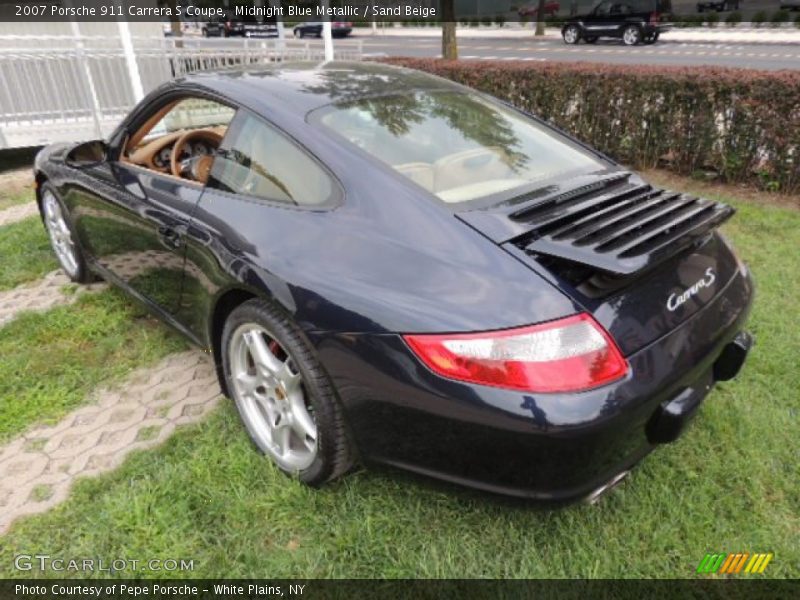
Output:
[0, 175, 797, 578]
[0, 290, 188, 442]
[0, 215, 59, 291]
[0, 170, 35, 212]
[0, 189, 34, 212]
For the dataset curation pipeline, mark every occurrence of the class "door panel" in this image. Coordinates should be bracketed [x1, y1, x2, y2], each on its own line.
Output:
[584, 1, 614, 35]
[72, 162, 200, 315]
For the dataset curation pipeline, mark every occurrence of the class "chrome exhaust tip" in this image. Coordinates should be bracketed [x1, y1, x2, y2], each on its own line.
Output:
[583, 469, 631, 505]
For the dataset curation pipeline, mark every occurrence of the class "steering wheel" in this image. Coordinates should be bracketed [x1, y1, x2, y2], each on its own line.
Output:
[170, 129, 223, 183]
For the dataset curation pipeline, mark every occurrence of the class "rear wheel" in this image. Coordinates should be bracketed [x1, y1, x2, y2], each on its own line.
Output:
[622, 25, 642, 46]
[40, 184, 93, 283]
[222, 299, 354, 486]
[563, 25, 581, 44]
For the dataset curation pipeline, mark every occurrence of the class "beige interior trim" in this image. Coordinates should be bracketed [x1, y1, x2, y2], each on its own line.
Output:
[125, 99, 181, 153]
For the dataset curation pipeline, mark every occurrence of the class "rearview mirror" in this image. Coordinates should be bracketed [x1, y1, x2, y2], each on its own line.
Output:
[66, 140, 108, 168]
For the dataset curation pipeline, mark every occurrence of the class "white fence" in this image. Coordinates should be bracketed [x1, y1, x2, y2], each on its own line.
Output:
[0, 35, 363, 149]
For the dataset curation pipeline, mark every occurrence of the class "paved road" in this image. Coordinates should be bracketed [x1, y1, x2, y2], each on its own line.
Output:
[343, 35, 800, 70]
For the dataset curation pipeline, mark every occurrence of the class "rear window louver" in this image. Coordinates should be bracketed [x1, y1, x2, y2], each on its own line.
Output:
[512, 174, 735, 276]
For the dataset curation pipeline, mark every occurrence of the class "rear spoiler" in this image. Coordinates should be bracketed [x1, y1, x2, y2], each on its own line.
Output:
[457, 172, 734, 276]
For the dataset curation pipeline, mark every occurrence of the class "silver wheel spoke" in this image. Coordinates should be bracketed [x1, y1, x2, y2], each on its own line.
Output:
[236, 372, 259, 396]
[289, 394, 316, 442]
[276, 363, 301, 392]
[243, 331, 283, 375]
[275, 425, 291, 457]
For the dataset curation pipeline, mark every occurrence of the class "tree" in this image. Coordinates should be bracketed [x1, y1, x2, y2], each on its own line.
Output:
[535, 0, 548, 36]
[442, 0, 457, 60]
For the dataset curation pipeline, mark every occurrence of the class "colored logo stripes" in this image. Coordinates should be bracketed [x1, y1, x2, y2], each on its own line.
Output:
[697, 552, 773, 574]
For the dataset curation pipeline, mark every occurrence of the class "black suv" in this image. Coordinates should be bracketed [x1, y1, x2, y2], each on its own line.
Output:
[562, 0, 672, 46]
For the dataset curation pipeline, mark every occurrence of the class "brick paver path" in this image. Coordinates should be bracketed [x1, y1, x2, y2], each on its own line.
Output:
[0, 270, 106, 327]
[0, 350, 221, 534]
[0, 264, 222, 535]
[0, 202, 38, 227]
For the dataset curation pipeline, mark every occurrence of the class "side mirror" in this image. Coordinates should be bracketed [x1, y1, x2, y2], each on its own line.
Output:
[65, 140, 108, 168]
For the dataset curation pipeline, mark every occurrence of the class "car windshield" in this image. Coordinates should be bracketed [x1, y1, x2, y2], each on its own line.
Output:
[316, 91, 604, 204]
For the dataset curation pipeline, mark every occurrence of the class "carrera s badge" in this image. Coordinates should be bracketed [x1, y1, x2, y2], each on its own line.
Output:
[667, 268, 716, 312]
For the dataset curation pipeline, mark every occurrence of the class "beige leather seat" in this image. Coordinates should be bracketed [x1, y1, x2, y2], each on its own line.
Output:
[433, 147, 511, 194]
[394, 162, 435, 193]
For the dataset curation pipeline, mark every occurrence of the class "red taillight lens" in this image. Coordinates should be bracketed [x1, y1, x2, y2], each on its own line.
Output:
[404, 314, 628, 393]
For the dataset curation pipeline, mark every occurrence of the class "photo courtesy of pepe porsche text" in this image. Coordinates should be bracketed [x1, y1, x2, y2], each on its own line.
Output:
[12, 582, 309, 598]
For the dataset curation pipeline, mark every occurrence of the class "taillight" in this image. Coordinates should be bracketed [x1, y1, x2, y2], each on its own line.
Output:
[404, 314, 628, 393]
[650, 12, 660, 24]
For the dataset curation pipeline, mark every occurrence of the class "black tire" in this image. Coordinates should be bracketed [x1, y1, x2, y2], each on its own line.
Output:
[622, 25, 642, 46]
[563, 24, 581, 44]
[221, 298, 355, 486]
[294, 28, 303, 38]
[39, 183, 94, 284]
[584, 36, 598, 43]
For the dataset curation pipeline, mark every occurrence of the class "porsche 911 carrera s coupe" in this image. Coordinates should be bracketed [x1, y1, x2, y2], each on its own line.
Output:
[34, 62, 753, 502]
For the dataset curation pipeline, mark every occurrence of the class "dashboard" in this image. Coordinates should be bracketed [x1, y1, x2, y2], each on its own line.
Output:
[152, 139, 216, 169]
[126, 127, 226, 175]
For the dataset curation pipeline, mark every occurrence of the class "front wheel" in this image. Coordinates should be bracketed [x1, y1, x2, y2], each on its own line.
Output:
[563, 25, 581, 44]
[222, 299, 354, 486]
[622, 25, 642, 46]
[40, 184, 93, 283]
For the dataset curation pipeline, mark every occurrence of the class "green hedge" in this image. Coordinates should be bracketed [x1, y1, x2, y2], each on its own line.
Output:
[382, 58, 800, 193]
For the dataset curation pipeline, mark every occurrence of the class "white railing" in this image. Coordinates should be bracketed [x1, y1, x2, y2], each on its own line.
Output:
[0, 35, 364, 149]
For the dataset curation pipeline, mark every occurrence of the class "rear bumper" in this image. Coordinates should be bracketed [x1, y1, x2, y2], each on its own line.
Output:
[315, 264, 754, 502]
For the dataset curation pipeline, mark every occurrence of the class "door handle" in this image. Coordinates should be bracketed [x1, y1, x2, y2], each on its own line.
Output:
[158, 226, 182, 249]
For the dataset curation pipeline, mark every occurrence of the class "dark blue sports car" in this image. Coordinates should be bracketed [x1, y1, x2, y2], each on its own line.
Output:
[34, 62, 753, 502]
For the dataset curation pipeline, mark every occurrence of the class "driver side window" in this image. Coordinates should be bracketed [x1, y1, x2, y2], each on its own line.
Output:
[145, 98, 235, 140]
[594, 1, 613, 15]
[124, 96, 235, 180]
[207, 112, 336, 207]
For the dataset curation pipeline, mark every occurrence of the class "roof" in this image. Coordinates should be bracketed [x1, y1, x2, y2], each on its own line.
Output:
[183, 61, 460, 116]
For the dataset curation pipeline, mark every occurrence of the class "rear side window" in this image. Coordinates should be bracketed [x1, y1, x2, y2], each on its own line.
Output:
[208, 112, 335, 207]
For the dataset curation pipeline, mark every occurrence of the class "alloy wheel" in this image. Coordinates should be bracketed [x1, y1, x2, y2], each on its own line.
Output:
[229, 323, 318, 471]
[563, 26, 580, 44]
[42, 191, 79, 277]
[623, 26, 641, 46]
